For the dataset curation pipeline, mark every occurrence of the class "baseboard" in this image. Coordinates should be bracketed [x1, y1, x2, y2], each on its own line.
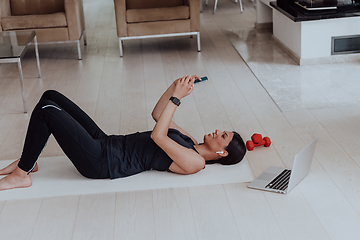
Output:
[271, 35, 301, 65]
[299, 53, 360, 65]
[255, 22, 273, 30]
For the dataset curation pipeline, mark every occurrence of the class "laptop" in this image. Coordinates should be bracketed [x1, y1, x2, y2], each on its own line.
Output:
[248, 138, 317, 194]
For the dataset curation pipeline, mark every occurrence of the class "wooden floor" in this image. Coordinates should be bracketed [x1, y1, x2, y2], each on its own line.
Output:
[1, 0, 360, 239]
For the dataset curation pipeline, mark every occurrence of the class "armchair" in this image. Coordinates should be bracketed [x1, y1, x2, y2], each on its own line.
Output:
[113, 0, 200, 57]
[0, 0, 86, 59]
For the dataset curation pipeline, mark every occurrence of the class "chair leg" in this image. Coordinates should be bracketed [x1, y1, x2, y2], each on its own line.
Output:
[34, 36, 42, 78]
[119, 38, 123, 57]
[239, 0, 243, 12]
[206, 0, 208, 5]
[83, 30, 87, 45]
[197, 32, 201, 52]
[77, 40, 82, 60]
[18, 61, 28, 113]
[213, 0, 218, 13]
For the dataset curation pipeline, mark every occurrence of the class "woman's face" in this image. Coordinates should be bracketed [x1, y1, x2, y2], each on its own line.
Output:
[203, 129, 234, 151]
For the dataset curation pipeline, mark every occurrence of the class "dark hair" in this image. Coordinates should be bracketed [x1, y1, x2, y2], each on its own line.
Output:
[206, 131, 246, 165]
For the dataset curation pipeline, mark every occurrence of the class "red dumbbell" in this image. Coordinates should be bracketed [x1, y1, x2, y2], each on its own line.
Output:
[246, 133, 271, 151]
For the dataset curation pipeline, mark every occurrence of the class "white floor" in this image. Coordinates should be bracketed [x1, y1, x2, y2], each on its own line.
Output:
[1, 0, 360, 239]
[225, 27, 360, 112]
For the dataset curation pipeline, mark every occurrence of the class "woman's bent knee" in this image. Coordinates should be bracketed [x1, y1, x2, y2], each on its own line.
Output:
[36, 99, 60, 111]
[40, 90, 61, 102]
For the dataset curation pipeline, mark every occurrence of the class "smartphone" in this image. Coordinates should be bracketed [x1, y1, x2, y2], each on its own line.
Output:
[194, 76, 208, 84]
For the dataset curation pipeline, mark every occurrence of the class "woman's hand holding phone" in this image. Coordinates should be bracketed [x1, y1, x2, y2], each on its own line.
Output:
[194, 76, 208, 84]
[173, 75, 200, 99]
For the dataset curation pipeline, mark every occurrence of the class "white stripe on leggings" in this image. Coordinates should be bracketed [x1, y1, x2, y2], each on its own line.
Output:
[27, 138, 48, 174]
[42, 105, 62, 111]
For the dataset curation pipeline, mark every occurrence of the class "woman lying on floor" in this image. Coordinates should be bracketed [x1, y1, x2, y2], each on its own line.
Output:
[0, 75, 246, 191]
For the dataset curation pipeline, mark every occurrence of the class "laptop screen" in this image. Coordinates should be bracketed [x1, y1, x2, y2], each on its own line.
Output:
[287, 139, 317, 192]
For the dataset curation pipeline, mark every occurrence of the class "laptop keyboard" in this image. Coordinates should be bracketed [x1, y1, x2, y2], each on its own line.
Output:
[265, 169, 291, 191]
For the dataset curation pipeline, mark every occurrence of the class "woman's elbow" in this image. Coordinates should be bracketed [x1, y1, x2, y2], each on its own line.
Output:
[150, 132, 157, 141]
[151, 110, 159, 122]
[185, 161, 205, 174]
[150, 132, 164, 144]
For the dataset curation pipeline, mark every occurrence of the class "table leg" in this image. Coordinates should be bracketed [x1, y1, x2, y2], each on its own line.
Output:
[34, 36, 42, 78]
[77, 40, 82, 60]
[17, 60, 28, 113]
[197, 32, 201, 52]
[214, 0, 218, 13]
[119, 38, 123, 57]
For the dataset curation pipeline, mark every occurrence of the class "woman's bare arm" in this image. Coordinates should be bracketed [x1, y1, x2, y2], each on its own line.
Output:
[151, 75, 205, 174]
[151, 81, 176, 122]
[151, 76, 200, 145]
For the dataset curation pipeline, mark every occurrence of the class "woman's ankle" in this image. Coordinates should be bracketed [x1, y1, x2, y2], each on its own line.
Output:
[12, 166, 29, 177]
[31, 163, 38, 173]
[0, 159, 20, 175]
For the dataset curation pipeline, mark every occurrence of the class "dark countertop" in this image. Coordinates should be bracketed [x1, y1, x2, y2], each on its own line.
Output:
[270, 1, 360, 22]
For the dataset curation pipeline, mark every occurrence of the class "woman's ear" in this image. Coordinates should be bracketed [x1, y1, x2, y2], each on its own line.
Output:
[216, 150, 228, 157]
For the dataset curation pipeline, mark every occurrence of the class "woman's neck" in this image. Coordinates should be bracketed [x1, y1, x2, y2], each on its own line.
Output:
[194, 144, 218, 161]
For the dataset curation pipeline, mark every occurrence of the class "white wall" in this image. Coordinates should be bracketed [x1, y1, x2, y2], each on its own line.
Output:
[301, 17, 360, 58]
[256, 0, 273, 24]
[273, 9, 301, 57]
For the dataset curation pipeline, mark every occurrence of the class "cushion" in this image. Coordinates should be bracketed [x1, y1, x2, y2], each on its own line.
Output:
[10, 0, 65, 15]
[126, 6, 189, 23]
[126, 0, 185, 9]
[1, 12, 67, 31]
[127, 19, 190, 36]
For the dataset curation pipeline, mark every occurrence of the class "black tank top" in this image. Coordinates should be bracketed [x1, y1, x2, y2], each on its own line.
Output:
[103, 129, 197, 179]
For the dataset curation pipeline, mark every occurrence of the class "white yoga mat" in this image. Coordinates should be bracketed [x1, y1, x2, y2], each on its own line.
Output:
[0, 156, 253, 200]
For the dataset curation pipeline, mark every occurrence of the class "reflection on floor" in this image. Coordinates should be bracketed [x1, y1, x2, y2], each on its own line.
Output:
[225, 28, 360, 112]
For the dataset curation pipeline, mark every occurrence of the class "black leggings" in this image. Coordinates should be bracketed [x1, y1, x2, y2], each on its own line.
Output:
[17, 90, 110, 179]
